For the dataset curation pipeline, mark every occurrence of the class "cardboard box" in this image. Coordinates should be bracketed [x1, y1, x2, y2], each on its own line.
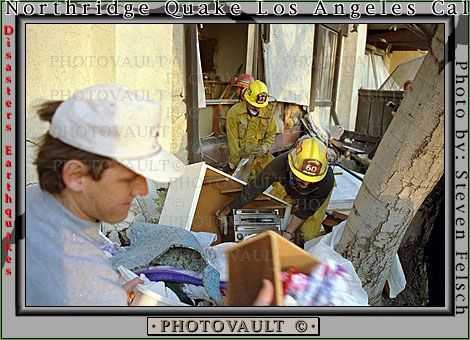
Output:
[226, 230, 320, 306]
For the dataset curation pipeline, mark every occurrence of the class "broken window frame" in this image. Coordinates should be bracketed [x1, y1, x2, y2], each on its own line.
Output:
[185, 24, 203, 163]
[196, 24, 251, 103]
[310, 25, 339, 108]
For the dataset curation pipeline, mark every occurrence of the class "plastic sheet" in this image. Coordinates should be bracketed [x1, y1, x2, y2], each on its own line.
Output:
[117, 266, 187, 306]
[203, 242, 238, 282]
[304, 221, 368, 305]
[304, 221, 407, 303]
[281, 261, 362, 306]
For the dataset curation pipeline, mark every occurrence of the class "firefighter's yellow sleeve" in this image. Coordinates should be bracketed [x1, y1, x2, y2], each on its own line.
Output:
[260, 110, 277, 154]
[226, 106, 242, 168]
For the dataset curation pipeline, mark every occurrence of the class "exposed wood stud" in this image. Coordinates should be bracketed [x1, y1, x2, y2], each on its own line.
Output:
[203, 178, 230, 185]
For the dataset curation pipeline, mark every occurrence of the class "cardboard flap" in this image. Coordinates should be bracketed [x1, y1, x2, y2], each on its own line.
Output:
[226, 231, 319, 306]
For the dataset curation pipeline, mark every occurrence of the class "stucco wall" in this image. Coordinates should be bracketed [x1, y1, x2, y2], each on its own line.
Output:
[335, 24, 368, 131]
[171, 25, 188, 163]
[26, 24, 187, 185]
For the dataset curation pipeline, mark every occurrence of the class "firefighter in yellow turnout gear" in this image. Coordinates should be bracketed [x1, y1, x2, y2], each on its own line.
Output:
[218, 137, 335, 242]
[271, 138, 334, 241]
[226, 80, 277, 180]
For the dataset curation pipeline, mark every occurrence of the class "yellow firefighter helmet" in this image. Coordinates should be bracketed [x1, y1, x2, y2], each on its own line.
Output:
[243, 80, 269, 108]
[288, 137, 329, 183]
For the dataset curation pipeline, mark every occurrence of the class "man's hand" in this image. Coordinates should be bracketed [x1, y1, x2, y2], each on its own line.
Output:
[253, 279, 274, 306]
[122, 277, 144, 306]
[122, 277, 144, 293]
[216, 206, 231, 235]
[283, 215, 304, 241]
[244, 148, 266, 158]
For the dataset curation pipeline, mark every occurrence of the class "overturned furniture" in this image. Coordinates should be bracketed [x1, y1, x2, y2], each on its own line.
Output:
[159, 162, 292, 243]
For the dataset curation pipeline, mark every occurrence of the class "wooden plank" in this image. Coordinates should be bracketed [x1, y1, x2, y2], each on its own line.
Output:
[159, 162, 206, 230]
[206, 99, 238, 105]
[191, 179, 240, 242]
[252, 24, 260, 77]
[205, 166, 247, 186]
[246, 24, 256, 75]
[381, 104, 392, 136]
[203, 177, 229, 185]
[220, 188, 242, 194]
[368, 93, 385, 138]
[329, 22, 343, 126]
[219, 188, 272, 202]
[186, 25, 202, 163]
[355, 90, 371, 135]
[364, 92, 374, 136]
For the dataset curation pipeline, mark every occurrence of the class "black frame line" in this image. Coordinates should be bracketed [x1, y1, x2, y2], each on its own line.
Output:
[8, 14, 457, 319]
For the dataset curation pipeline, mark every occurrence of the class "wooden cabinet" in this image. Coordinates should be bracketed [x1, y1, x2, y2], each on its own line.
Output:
[160, 162, 292, 243]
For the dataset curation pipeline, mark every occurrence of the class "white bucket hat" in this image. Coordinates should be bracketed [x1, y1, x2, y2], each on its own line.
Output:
[49, 84, 184, 183]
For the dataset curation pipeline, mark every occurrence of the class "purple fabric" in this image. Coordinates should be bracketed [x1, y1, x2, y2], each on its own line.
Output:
[136, 266, 227, 289]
